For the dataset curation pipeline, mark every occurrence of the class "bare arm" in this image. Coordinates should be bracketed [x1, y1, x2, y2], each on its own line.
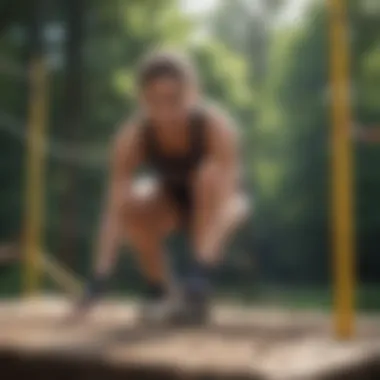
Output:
[207, 110, 241, 200]
[68, 122, 143, 315]
[190, 109, 243, 264]
[92, 122, 142, 277]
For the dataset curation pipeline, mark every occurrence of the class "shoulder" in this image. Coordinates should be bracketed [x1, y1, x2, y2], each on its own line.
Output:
[110, 113, 146, 162]
[200, 102, 240, 146]
[113, 113, 146, 149]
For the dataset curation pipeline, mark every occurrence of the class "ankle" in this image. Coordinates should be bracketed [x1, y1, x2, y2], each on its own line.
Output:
[191, 260, 214, 279]
[186, 260, 216, 295]
[143, 281, 166, 301]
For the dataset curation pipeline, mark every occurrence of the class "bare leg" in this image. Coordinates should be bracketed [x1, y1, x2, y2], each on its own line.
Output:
[176, 164, 250, 324]
[191, 163, 251, 265]
[122, 177, 179, 289]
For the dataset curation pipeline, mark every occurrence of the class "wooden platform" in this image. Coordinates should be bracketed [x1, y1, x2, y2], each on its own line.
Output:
[0, 297, 379, 380]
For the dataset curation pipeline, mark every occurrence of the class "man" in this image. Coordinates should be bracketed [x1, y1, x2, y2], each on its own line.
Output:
[76, 51, 250, 324]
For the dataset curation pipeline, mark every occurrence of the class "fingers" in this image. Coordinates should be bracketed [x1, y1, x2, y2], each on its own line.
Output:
[60, 301, 93, 327]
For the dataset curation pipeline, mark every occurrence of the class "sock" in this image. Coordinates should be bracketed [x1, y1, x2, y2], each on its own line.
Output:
[143, 281, 166, 301]
[79, 273, 109, 307]
[186, 260, 215, 296]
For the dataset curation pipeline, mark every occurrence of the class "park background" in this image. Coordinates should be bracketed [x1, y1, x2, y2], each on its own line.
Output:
[0, 0, 379, 310]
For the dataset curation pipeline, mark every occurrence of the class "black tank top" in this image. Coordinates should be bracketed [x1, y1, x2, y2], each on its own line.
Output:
[142, 107, 207, 188]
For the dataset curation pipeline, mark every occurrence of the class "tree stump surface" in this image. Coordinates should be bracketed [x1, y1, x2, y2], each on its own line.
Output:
[0, 297, 379, 380]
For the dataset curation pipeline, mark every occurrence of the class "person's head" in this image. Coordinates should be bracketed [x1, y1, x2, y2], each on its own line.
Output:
[137, 50, 199, 123]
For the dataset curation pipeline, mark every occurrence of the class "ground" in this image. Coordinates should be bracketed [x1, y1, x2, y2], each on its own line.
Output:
[0, 297, 379, 380]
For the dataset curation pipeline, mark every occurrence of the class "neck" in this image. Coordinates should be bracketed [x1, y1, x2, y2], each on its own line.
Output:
[154, 113, 189, 131]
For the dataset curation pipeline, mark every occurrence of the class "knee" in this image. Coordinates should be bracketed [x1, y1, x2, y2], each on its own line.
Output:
[223, 193, 252, 224]
[122, 195, 146, 233]
[193, 162, 220, 192]
[122, 201, 152, 251]
[122, 178, 156, 229]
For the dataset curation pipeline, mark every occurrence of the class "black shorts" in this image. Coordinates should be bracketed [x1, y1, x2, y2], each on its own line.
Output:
[163, 181, 192, 227]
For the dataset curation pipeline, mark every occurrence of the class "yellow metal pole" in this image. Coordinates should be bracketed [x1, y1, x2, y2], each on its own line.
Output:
[24, 56, 48, 296]
[328, 0, 355, 339]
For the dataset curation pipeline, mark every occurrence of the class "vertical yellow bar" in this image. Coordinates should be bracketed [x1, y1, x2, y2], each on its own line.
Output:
[24, 57, 48, 296]
[328, 0, 355, 339]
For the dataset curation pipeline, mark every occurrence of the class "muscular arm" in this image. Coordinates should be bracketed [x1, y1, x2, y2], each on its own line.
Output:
[93, 122, 142, 277]
[191, 109, 243, 263]
[206, 110, 241, 201]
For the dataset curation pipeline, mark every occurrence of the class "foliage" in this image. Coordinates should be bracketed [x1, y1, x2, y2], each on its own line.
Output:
[0, 0, 380, 299]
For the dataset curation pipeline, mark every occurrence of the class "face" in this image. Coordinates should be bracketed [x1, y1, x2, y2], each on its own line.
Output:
[140, 76, 196, 124]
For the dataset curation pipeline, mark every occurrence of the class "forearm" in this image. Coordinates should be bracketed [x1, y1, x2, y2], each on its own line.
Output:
[207, 161, 238, 214]
[92, 176, 131, 277]
[191, 158, 240, 258]
[78, 205, 123, 307]
[93, 208, 122, 277]
[76, 120, 140, 309]
[192, 162, 226, 246]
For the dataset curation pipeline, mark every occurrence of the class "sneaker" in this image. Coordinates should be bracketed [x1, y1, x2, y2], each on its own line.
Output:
[171, 284, 211, 326]
[137, 296, 182, 326]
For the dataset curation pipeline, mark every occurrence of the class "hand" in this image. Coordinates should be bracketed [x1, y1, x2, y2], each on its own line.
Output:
[62, 275, 108, 325]
[61, 296, 94, 326]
